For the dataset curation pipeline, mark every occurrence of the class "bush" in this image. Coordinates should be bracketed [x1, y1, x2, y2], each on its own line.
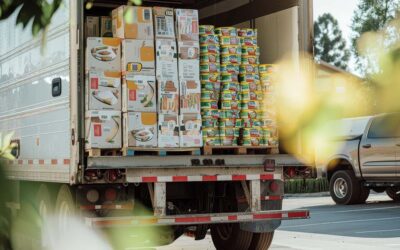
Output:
[284, 178, 329, 194]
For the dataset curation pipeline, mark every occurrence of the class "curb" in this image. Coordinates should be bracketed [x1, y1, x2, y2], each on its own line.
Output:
[284, 192, 330, 198]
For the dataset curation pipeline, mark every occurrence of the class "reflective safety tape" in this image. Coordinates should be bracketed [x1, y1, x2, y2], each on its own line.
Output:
[128, 174, 282, 183]
[8, 159, 70, 166]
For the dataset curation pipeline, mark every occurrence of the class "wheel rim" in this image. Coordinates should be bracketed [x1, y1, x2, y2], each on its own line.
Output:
[333, 177, 348, 198]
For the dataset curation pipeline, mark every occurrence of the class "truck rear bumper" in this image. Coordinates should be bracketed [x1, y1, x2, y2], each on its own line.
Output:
[85, 210, 310, 228]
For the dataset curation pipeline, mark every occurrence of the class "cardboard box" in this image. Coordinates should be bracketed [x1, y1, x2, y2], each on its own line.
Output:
[179, 114, 203, 147]
[122, 74, 156, 112]
[158, 114, 179, 147]
[121, 39, 155, 76]
[86, 37, 121, 72]
[158, 79, 179, 114]
[153, 7, 175, 39]
[112, 6, 153, 39]
[86, 16, 100, 37]
[123, 112, 157, 147]
[175, 9, 199, 41]
[178, 41, 200, 80]
[86, 71, 121, 111]
[180, 80, 200, 113]
[156, 39, 178, 79]
[100, 16, 113, 37]
[85, 110, 121, 149]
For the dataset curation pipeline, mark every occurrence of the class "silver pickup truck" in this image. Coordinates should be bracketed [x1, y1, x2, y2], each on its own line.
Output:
[319, 113, 400, 205]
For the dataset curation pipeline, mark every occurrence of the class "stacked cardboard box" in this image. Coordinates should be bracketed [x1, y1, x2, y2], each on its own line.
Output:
[199, 25, 221, 146]
[216, 27, 241, 146]
[237, 28, 262, 146]
[85, 37, 122, 149]
[176, 9, 202, 147]
[112, 6, 158, 148]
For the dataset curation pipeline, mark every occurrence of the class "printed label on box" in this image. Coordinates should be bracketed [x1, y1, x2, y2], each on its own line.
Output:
[85, 110, 121, 149]
[179, 114, 203, 147]
[175, 9, 199, 41]
[122, 39, 155, 76]
[156, 39, 178, 79]
[86, 37, 121, 72]
[158, 114, 179, 147]
[153, 7, 175, 39]
[123, 74, 156, 112]
[158, 79, 179, 114]
[86, 71, 121, 111]
[123, 112, 157, 147]
[180, 80, 200, 114]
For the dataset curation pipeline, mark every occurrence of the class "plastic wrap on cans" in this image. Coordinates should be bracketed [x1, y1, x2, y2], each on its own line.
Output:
[220, 45, 242, 55]
[240, 37, 257, 46]
[238, 28, 257, 37]
[219, 36, 240, 45]
[221, 54, 241, 64]
[175, 9, 199, 41]
[220, 64, 240, 75]
[200, 44, 220, 54]
[199, 34, 219, 44]
[200, 54, 220, 63]
[215, 27, 237, 37]
[200, 63, 220, 73]
[199, 25, 215, 35]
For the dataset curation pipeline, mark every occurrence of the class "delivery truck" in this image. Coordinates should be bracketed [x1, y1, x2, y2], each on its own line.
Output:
[0, 0, 313, 249]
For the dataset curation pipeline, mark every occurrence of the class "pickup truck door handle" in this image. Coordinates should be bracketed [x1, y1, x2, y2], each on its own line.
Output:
[362, 144, 371, 148]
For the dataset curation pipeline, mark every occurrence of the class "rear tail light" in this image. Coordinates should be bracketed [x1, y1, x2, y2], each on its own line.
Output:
[105, 188, 117, 201]
[264, 159, 275, 172]
[269, 181, 279, 193]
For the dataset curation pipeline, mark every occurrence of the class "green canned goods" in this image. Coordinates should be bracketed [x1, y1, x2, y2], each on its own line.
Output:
[220, 64, 240, 74]
[200, 34, 219, 44]
[241, 91, 250, 101]
[201, 90, 218, 100]
[239, 64, 259, 74]
[221, 137, 238, 146]
[219, 36, 240, 45]
[215, 27, 237, 36]
[253, 119, 263, 127]
[203, 136, 221, 146]
[241, 46, 260, 56]
[201, 100, 218, 109]
[259, 64, 276, 74]
[231, 100, 240, 110]
[238, 28, 257, 37]
[202, 128, 219, 137]
[240, 37, 257, 46]
[201, 81, 215, 91]
[221, 81, 238, 92]
[200, 44, 220, 54]
[201, 73, 219, 82]
[248, 100, 260, 110]
[202, 109, 220, 119]
[202, 118, 219, 128]
[200, 54, 220, 63]
[221, 101, 232, 110]
[242, 138, 251, 146]
[219, 118, 236, 127]
[199, 25, 215, 35]
[221, 73, 239, 82]
[219, 110, 240, 119]
[243, 128, 261, 138]
[220, 91, 233, 101]
[241, 55, 259, 65]
[220, 45, 242, 55]
[239, 74, 259, 83]
[250, 91, 263, 101]
[240, 82, 250, 91]
[200, 63, 220, 73]
[241, 109, 258, 119]
[221, 54, 241, 64]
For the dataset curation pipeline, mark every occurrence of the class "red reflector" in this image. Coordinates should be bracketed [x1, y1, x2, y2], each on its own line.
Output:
[105, 188, 117, 201]
[269, 181, 279, 193]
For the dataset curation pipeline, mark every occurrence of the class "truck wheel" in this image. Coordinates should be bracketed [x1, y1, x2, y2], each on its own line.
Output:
[55, 185, 75, 233]
[249, 231, 274, 250]
[211, 223, 253, 250]
[357, 186, 370, 203]
[329, 170, 362, 205]
[386, 187, 400, 201]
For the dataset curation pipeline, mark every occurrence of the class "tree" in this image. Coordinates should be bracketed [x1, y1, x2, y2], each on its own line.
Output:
[351, 0, 400, 76]
[314, 13, 350, 70]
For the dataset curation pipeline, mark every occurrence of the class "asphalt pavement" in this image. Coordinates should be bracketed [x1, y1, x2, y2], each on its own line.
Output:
[158, 193, 400, 250]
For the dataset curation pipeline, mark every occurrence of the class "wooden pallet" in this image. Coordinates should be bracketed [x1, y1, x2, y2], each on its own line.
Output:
[122, 147, 201, 156]
[203, 145, 279, 155]
[86, 148, 120, 157]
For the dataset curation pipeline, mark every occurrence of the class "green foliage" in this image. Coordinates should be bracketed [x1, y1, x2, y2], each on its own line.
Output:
[351, 0, 400, 75]
[0, 0, 63, 37]
[314, 13, 350, 70]
[284, 178, 329, 194]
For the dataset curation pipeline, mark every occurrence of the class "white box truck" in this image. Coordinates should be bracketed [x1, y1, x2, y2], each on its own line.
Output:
[0, 0, 313, 249]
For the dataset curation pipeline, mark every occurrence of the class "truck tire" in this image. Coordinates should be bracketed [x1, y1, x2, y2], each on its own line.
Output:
[329, 170, 362, 205]
[55, 185, 75, 233]
[211, 223, 253, 250]
[357, 186, 370, 203]
[386, 187, 400, 201]
[249, 231, 274, 250]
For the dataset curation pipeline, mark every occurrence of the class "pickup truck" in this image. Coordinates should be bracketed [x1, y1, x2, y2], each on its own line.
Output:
[319, 113, 400, 205]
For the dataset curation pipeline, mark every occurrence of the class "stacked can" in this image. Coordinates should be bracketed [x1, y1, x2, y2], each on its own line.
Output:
[200, 25, 221, 146]
[238, 28, 263, 146]
[259, 64, 278, 146]
[216, 27, 241, 146]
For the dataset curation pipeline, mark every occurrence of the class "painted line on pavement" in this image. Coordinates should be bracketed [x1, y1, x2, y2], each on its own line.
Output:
[281, 216, 400, 229]
[311, 206, 400, 215]
[356, 228, 400, 234]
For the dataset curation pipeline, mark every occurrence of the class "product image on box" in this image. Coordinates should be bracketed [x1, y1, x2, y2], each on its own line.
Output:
[180, 80, 200, 113]
[158, 79, 179, 114]
[123, 112, 157, 147]
[86, 71, 121, 111]
[86, 37, 121, 71]
[112, 6, 153, 39]
[158, 114, 179, 147]
[175, 9, 199, 41]
[178, 41, 200, 60]
[122, 39, 155, 75]
[156, 39, 178, 79]
[123, 74, 156, 112]
[85, 110, 121, 149]
[179, 114, 203, 147]
[153, 7, 175, 39]
[100, 16, 113, 37]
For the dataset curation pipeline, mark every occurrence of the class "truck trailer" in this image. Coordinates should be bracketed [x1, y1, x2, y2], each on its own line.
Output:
[0, 0, 313, 249]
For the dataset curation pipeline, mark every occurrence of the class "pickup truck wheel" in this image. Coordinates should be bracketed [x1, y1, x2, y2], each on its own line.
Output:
[386, 187, 400, 201]
[330, 170, 362, 205]
[211, 223, 253, 250]
[248, 231, 274, 250]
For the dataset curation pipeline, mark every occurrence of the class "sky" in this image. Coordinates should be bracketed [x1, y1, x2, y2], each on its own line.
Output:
[314, 0, 360, 73]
